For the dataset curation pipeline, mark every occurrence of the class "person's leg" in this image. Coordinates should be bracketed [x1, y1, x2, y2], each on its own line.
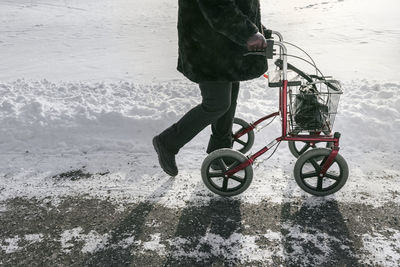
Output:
[158, 81, 233, 155]
[206, 82, 240, 153]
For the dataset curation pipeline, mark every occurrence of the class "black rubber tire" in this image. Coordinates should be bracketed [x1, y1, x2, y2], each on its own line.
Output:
[288, 130, 334, 158]
[294, 148, 349, 196]
[232, 117, 255, 154]
[201, 148, 253, 197]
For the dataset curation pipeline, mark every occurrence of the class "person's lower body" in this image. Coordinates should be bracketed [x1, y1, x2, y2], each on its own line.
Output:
[153, 81, 240, 175]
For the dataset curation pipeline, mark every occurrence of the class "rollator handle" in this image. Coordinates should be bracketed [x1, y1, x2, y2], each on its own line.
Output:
[243, 39, 275, 59]
[264, 29, 273, 39]
[265, 39, 275, 58]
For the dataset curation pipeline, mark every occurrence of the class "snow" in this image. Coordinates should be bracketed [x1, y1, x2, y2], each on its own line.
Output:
[281, 223, 348, 265]
[263, 0, 400, 82]
[118, 236, 139, 249]
[361, 229, 400, 265]
[0, 79, 398, 208]
[60, 227, 84, 252]
[1, 0, 399, 82]
[24, 234, 43, 244]
[0, 236, 21, 254]
[0, 79, 187, 153]
[167, 232, 283, 264]
[0, 234, 45, 254]
[0, 0, 178, 83]
[0, 0, 399, 265]
[59, 227, 109, 253]
[1, 226, 397, 266]
[142, 233, 166, 254]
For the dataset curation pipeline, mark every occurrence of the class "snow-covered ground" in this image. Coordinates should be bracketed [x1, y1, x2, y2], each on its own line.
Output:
[1, 0, 399, 82]
[1, 0, 399, 266]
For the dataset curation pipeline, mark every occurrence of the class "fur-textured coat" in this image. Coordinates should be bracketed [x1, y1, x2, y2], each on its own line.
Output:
[177, 0, 268, 83]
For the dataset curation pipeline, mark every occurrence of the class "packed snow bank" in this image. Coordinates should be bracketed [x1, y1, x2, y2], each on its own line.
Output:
[1, 79, 399, 155]
[0, 79, 198, 153]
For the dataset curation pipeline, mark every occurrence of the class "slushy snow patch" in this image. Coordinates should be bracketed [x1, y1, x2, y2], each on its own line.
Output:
[142, 233, 166, 254]
[24, 234, 44, 244]
[0, 236, 21, 254]
[60, 227, 109, 254]
[164, 231, 283, 264]
[361, 229, 400, 265]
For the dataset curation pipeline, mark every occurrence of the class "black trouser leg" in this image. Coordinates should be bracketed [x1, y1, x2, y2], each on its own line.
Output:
[158, 81, 234, 154]
[206, 82, 240, 153]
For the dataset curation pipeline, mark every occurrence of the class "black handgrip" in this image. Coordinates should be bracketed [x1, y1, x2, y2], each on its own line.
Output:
[264, 29, 273, 39]
[265, 39, 274, 59]
[243, 40, 274, 59]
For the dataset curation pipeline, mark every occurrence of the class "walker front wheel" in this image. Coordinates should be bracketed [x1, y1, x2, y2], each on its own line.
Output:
[294, 148, 348, 196]
[201, 148, 253, 197]
[232, 117, 255, 154]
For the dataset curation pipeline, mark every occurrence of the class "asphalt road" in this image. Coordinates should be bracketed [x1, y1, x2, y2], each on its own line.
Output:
[1, 186, 399, 266]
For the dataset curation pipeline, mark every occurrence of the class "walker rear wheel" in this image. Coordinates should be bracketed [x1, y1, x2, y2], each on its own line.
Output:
[288, 130, 333, 158]
[232, 117, 255, 154]
[294, 148, 348, 196]
[201, 148, 253, 197]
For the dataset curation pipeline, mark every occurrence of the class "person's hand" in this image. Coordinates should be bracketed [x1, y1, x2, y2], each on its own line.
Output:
[246, 32, 267, 51]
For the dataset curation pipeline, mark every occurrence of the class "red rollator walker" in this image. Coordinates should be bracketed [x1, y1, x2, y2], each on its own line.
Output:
[201, 30, 349, 197]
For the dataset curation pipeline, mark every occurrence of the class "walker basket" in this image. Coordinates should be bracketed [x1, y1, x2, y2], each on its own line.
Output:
[288, 79, 342, 133]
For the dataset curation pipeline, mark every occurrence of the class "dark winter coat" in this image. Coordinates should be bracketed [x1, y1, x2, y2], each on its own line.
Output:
[177, 0, 268, 83]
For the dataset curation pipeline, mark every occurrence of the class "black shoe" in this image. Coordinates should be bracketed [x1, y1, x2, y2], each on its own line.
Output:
[152, 135, 178, 176]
